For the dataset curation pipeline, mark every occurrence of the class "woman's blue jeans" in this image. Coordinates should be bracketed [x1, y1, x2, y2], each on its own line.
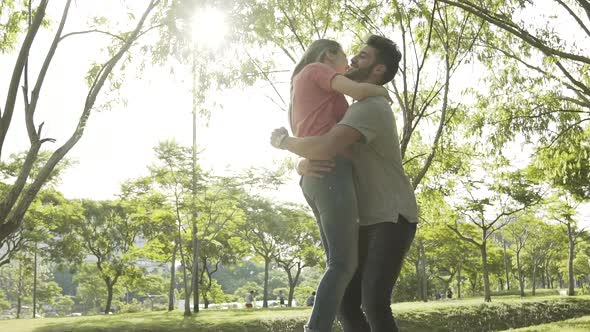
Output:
[301, 156, 359, 332]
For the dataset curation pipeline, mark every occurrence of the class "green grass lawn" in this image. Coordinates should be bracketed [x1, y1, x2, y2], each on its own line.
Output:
[0, 308, 307, 332]
[504, 315, 590, 332]
[0, 295, 588, 332]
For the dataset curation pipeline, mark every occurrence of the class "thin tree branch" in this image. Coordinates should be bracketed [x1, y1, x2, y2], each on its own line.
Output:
[59, 29, 125, 42]
[0, 0, 48, 159]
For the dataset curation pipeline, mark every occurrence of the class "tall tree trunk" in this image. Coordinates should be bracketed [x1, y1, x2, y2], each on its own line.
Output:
[418, 242, 428, 301]
[284, 265, 303, 307]
[546, 259, 553, 289]
[190, 46, 200, 314]
[105, 282, 114, 314]
[568, 225, 576, 296]
[202, 268, 213, 309]
[168, 243, 177, 311]
[263, 257, 270, 308]
[16, 294, 21, 319]
[457, 265, 462, 299]
[17, 261, 23, 318]
[532, 259, 537, 296]
[470, 274, 477, 296]
[503, 240, 510, 290]
[558, 272, 564, 289]
[33, 246, 37, 318]
[203, 296, 209, 309]
[286, 271, 295, 307]
[178, 235, 191, 316]
[191, 223, 199, 313]
[415, 258, 421, 300]
[481, 240, 492, 302]
[516, 250, 525, 297]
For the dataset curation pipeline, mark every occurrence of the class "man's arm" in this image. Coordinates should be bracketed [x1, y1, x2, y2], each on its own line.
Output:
[273, 125, 362, 160]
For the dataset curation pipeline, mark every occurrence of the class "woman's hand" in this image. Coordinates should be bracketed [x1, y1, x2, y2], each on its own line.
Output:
[270, 127, 289, 149]
[380, 87, 393, 104]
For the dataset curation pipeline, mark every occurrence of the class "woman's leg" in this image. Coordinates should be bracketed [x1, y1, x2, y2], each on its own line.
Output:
[302, 157, 359, 332]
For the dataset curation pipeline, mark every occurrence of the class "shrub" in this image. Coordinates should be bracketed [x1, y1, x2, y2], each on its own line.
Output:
[231, 297, 590, 332]
[118, 300, 143, 314]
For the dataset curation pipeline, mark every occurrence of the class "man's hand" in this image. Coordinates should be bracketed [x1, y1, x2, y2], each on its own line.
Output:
[270, 127, 289, 149]
[297, 159, 335, 178]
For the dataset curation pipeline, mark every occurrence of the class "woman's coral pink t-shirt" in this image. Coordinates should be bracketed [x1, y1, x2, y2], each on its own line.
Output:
[291, 63, 349, 137]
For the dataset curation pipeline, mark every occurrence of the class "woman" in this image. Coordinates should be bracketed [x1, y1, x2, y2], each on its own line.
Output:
[286, 39, 389, 332]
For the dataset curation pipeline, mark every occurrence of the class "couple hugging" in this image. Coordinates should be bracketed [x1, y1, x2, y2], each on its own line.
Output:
[270, 35, 418, 332]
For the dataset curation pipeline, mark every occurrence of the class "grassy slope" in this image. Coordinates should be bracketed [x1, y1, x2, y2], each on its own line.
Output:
[504, 315, 590, 332]
[0, 295, 588, 332]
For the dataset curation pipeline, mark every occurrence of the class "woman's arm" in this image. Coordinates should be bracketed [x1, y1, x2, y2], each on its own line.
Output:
[331, 75, 390, 101]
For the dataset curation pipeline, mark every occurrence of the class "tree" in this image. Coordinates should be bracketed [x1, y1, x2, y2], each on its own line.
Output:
[531, 127, 590, 200]
[118, 176, 175, 310]
[0, 0, 163, 260]
[69, 200, 142, 314]
[196, 181, 249, 309]
[237, 196, 281, 308]
[492, 231, 512, 291]
[235, 0, 483, 190]
[522, 219, 562, 295]
[549, 194, 587, 295]
[504, 215, 530, 296]
[74, 263, 124, 314]
[0, 289, 10, 311]
[440, 0, 590, 162]
[148, 140, 199, 316]
[272, 203, 322, 307]
[36, 281, 62, 307]
[448, 167, 543, 302]
[55, 296, 74, 315]
[0, 255, 33, 318]
[0, 151, 72, 267]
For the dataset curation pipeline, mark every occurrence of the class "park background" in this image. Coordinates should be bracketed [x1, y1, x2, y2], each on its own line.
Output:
[0, 0, 590, 331]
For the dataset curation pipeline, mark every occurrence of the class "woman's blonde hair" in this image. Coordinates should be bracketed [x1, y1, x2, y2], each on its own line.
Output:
[289, 39, 342, 133]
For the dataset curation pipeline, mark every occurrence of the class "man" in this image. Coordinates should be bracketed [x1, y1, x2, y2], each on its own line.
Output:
[245, 290, 255, 309]
[306, 291, 316, 307]
[278, 290, 286, 307]
[271, 35, 418, 331]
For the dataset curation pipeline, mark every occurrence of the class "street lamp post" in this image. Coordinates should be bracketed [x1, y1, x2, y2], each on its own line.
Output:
[187, 5, 226, 315]
[190, 46, 200, 314]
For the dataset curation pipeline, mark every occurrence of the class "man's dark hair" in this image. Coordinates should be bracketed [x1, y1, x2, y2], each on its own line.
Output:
[366, 35, 402, 85]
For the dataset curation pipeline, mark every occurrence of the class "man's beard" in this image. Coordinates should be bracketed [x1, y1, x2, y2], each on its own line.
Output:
[344, 65, 374, 82]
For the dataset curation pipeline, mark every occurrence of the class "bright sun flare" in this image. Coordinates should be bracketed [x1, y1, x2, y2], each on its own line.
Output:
[192, 7, 227, 49]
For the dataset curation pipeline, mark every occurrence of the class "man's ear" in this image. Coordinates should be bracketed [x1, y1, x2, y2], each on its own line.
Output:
[373, 63, 386, 76]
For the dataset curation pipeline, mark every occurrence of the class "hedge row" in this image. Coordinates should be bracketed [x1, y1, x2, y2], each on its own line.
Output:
[234, 297, 590, 332]
[31, 297, 590, 332]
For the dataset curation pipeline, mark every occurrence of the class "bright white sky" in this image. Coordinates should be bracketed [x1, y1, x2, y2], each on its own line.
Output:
[0, 0, 303, 204]
[0, 1, 588, 223]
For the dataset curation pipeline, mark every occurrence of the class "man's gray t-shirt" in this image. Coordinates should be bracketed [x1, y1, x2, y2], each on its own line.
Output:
[338, 96, 418, 226]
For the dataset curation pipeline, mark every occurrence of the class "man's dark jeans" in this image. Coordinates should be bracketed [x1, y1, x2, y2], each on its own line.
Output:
[338, 216, 417, 332]
[301, 156, 359, 332]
